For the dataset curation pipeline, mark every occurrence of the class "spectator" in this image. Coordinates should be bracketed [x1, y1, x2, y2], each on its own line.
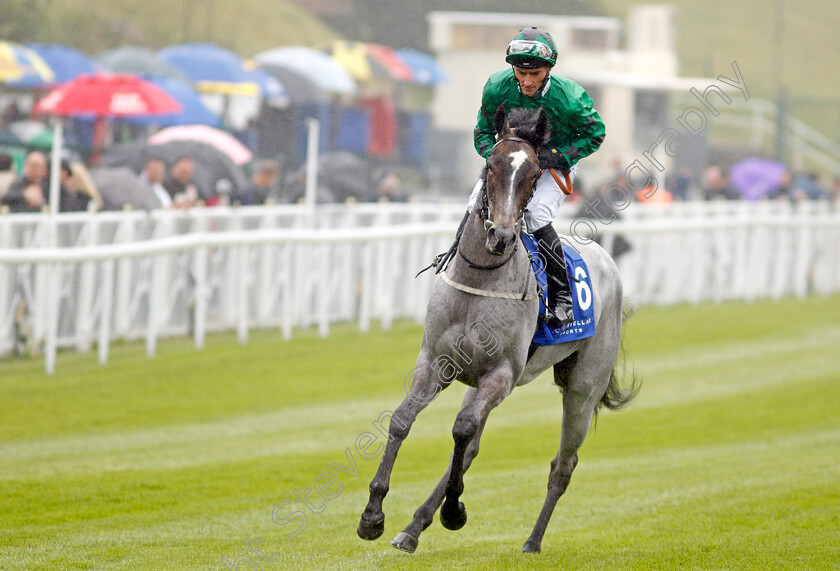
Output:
[767, 170, 793, 201]
[67, 162, 103, 211]
[789, 172, 825, 201]
[52, 159, 92, 212]
[667, 165, 692, 201]
[234, 160, 280, 206]
[162, 156, 199, 209]
[140, 158, 172, 208]
[702, 166, 740, 201]
[0, 152, 14, 202]
[1, 151, 48, 213]
[374, 168, 406, 202]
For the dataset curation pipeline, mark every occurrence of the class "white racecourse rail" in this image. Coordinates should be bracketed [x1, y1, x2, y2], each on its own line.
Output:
[0, 200, 838, 374]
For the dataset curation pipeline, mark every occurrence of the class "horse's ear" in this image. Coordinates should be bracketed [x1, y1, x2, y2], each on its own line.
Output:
[494, 103, 509, 136]
[535, 107, 549, 145]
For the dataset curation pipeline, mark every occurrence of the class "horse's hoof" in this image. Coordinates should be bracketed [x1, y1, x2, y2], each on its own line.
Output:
[357, 514, 385, 540]
[391, 531, 418, 553]
[440, 501, 467, 530]
[521, 540, 541, 553]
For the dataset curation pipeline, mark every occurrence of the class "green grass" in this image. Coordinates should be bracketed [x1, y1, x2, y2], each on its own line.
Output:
[2, 295, 840, 569]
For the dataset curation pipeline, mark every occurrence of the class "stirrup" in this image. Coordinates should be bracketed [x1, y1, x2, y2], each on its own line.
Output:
[544, 304, 574, 326]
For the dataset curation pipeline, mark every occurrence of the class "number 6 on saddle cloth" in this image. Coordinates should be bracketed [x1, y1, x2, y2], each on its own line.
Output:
[520, 233, 596, 346]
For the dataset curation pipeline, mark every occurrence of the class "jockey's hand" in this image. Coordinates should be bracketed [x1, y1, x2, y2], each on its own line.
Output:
[538, 147, 569, 172]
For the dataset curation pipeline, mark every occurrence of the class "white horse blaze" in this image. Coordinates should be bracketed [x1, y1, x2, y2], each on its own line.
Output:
[506, 150, 529, 214]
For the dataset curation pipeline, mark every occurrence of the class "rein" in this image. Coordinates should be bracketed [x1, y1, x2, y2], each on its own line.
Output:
[458, 241, 518, 270]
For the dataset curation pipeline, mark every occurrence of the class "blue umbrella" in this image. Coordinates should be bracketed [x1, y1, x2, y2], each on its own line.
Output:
[26, 43, 99, 84]
[159, 43, 278, 96]
[395, 49, 447, 85]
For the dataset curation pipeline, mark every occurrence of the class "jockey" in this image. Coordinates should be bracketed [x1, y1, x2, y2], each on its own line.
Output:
[469, 26, 605, 326]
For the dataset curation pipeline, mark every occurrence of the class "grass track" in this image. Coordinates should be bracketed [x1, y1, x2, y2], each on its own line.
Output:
[2, 296, 839, 569]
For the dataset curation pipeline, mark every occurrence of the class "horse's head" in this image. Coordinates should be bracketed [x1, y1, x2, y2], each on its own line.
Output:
[481, 104, 548, 256]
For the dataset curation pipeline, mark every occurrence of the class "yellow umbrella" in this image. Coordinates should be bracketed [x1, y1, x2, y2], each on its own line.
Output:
[328, 41, 375, 82]
[0, 47, 23, 82]
[0, 41, 54, 85]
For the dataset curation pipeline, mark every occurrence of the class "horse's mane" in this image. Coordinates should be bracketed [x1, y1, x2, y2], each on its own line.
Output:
[507, 107, 551, 149]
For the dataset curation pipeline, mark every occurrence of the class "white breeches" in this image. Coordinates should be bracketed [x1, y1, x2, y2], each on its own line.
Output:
[467, 165, 578, 233]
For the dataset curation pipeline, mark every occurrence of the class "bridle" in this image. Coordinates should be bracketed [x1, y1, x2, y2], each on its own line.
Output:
[461, 135, 540, 271]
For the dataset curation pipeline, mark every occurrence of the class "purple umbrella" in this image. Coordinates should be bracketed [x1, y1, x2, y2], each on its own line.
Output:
[729, 159, 788, 201]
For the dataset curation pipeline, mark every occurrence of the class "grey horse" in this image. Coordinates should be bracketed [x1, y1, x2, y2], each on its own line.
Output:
[357, 105, 638, 554]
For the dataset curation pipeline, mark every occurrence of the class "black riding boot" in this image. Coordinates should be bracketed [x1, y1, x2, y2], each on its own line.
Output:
[433, 210, 470, 274]
[532, 223, 574, 326]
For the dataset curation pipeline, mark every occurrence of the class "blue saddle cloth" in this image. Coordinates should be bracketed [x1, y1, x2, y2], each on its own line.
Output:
[521, 233, 597, 346]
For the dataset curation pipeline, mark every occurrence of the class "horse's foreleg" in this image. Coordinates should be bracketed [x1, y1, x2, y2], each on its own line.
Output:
[439, 366, 511, 532]
[358, 356, 446, 541]
[392, 388, 488, 552]
[522, 367, 604, 553]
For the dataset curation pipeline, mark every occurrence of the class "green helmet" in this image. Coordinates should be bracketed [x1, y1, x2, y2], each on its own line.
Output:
[505, 27, 557, 68]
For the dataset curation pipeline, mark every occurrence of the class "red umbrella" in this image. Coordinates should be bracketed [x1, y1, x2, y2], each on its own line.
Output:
[33, 73, 181, 117]
[33, 74, 181, 214]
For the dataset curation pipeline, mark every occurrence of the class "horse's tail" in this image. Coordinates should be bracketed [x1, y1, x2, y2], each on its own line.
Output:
[599, 306, 641, 411]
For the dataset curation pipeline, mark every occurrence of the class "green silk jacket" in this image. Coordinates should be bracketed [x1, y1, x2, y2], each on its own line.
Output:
[473, 68, 606, 171]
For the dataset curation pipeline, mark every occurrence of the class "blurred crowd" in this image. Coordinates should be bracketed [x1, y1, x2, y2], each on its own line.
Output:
[0, 148, 407, 214]
[570, 159, 840, 208]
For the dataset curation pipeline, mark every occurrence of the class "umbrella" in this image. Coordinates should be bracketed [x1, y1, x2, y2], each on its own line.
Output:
[0, 41, 54, 87]
[159, 43, 261, 95]
[148, 124, 253, 165]
[729, 159, 788, 201]
[259, 65, 326, 104]
[365, 43, 414, 82]
[395, 49, 447, 85]
[26, 43, 100, 83]
[0, 120, 53, 148]
[95, 46, 189, 82]
[32, 73, 182, 215]
[101, 139, 248, 200]
[33, 73, 182, 118]
[121, 76, 221, 127]
[286, 151, 372, 202]
[89, 166, 162, 210]
[253, 46, 357, 95]
[326, 41, 413, 83]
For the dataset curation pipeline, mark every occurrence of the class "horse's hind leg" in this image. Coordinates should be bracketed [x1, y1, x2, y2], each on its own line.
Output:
[522, 359, 611, 553]
[358, 353, 447, 541]
[392, 387, 489, 552]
